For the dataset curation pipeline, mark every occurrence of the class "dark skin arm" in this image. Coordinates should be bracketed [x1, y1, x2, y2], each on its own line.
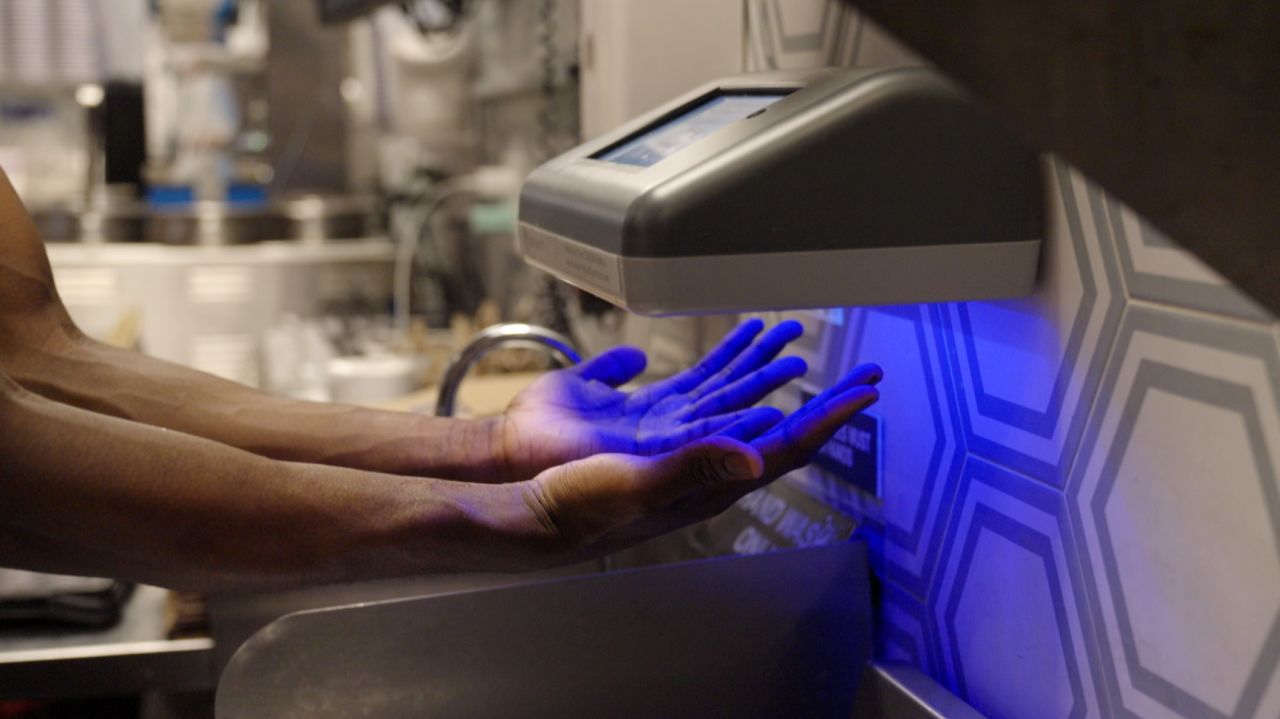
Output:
[0, 370, 538, 591]
[0, 169, 821, 483]
[0, 169, 503, 481]
[0, 166, 882, 590]
[0, 365, 876, 591]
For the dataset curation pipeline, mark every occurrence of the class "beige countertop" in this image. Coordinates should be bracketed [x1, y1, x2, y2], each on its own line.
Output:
[372, 371, 545, 418]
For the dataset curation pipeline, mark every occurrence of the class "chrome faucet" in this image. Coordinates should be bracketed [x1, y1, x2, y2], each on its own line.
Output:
[435, 323, 582, 417]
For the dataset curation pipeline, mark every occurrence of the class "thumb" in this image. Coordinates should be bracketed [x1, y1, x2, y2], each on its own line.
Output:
[630, 437, 767, 528]
[574, 346, 647, 387]
[647, 437, 764, 498]
[527, 439, 763, 550]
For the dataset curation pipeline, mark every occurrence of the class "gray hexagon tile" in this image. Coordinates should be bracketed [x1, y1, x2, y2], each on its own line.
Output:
[1069, 305, 1280, 718]
[943, 159, 1123, 486]
[746, 0, 846, 71]
[880, 580, 940, 676]
[749, 0, 921, 73]
[847, 14, 923, 67]
[934, 457, 1105, 719]
[1105, 196, 1269, 322]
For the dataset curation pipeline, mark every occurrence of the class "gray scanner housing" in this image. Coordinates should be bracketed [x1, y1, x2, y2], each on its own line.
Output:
[518, 67, 1043, 315]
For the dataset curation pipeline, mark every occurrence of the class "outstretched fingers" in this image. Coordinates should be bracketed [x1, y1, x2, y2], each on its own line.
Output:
[644, 406, 783, 453]
[689, 319, 805, 399]
[679, 355, 807, 420]
[755, 384, 880, 477]
[789, 363, 883, 424]
[716, 406, 786, 442]
[632, 319, 765, 404]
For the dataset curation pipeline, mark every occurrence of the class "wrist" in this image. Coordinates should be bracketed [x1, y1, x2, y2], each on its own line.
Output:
[489, 412, 559, 484]
[408, 414, 514, 483]
[482, 414, 518, 483]
[390, 477, 564, 574]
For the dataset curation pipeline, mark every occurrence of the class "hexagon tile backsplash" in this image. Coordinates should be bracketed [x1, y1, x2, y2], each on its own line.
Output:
[773, 155, 1280, 716]
[744, 4, 1280, 716]
[778, 157, 1280, 719]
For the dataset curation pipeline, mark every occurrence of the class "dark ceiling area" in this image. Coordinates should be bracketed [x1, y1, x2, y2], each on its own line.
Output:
[848, 1, 1280, 317]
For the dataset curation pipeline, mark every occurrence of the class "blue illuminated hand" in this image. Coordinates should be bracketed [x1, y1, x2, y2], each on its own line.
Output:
[498, 319, 813, 481]
[729, 360, 883, 477]
[514, 360, 883, 561]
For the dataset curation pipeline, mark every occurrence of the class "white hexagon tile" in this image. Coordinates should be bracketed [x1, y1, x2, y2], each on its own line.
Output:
[942, 159, 1124, 487]
[745, 0, 860, 70]
[933, 457, 1106, 718]
[1105, 196, 1269, 322]
[735, 5, 1280, 717]
[1068, 306, 1280, 718]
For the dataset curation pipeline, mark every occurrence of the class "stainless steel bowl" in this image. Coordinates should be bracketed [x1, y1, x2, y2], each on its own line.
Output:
[145, 202, 287, 246]
[32, 193, 380, 246]
[32, 195, 148, 244]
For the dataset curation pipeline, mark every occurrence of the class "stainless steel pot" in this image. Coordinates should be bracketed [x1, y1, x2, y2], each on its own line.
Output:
[145, 202, 287, 246]
[32, 195, 148, 244]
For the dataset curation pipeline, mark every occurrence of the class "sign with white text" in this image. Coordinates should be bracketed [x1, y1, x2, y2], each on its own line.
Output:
[695, 479, 856, 557]
[804, 391, 882, 498]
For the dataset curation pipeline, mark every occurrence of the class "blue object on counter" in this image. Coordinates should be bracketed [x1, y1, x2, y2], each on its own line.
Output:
[226, 183, 268, 207]
[147, 183, 269, 209]
[147, 185, 196, 207]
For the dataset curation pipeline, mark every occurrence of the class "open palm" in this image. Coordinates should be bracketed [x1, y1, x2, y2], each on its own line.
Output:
[519, 358, 884, 559]
[498, 320, 809, 481]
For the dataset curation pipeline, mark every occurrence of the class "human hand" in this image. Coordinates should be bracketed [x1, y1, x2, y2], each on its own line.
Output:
[512, 362, 881, 563]
[496, 319, 810, 482]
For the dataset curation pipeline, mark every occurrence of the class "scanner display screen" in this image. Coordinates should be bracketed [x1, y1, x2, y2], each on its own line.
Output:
[595, 93, 786, 167]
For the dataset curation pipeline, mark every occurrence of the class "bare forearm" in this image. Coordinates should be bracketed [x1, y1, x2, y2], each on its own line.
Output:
[0, 166, 506, 482]
[4, 331, 507, 482]
[0, 381, 546, 592]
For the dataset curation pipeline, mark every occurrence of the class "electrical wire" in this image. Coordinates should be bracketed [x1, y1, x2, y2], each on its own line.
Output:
[393, 188, 464, 331]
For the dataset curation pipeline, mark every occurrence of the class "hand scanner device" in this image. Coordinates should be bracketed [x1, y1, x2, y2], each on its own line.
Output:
[518, 67, 1043, 315]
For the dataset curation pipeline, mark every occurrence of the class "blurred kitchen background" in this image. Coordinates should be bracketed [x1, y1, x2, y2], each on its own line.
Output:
[3, 2, 1279, 719]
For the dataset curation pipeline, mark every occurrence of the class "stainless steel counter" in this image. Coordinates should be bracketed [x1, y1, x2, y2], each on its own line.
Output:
[216, 543, 872, 719]
[0, 585, 215, 700]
